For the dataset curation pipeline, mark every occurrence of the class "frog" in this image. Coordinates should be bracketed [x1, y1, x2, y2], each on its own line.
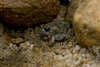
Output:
[36, 20, 73, 46]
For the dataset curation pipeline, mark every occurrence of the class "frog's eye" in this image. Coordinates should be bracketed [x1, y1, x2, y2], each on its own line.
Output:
[45, 28, 50, 32]
[41, 29, 45, 32]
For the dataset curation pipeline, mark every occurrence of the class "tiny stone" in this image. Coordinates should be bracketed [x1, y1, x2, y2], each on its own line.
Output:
[12, 37, 24, 44]
[20, 43, 27, 50]
[86, 54, 90, 58]
[75, 45, 80, 51]
[82, 54, 86, 58]
[80, 48, 86, 54]
[30, 44, 33, 49]
[63, 55, 69, 59]
[25, 41, 31, 47]
[9, 43, 13, 48]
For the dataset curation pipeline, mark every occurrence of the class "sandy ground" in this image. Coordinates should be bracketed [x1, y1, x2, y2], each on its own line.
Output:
[0, 4, 100, 67]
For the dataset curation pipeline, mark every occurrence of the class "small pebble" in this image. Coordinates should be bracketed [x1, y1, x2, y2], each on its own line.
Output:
[12, 37, 24, 44]
[20, 43, 27, 50]
[25, 41, 31, 47]
[30, 44, 34, 49]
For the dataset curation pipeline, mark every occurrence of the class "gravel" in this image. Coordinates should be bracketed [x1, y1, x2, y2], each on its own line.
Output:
[0, 3, 100, 67]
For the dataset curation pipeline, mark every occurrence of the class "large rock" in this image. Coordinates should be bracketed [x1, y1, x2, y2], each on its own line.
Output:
[73, 0, 100, 46]
[0, 0, 59, 27]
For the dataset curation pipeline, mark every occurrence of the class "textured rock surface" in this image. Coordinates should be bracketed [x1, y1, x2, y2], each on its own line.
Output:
[73, 0, 100, 46]
[65, 0, 85, 23]
[0, 0, 59, 27]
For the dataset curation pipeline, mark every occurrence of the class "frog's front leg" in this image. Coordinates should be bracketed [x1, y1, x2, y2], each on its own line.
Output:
[65, 29, 74, 40]
[47, 33, 66, 46]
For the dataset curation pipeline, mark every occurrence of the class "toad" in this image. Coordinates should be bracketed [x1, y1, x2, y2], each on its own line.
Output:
[37, 20, 73, 46]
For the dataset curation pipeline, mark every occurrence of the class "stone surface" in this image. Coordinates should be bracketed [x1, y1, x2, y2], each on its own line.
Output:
[0, 0, 59, 27]
[65, 0, 85, 23]
[73, 0, 100, 46]
[12, 37, 24, 44]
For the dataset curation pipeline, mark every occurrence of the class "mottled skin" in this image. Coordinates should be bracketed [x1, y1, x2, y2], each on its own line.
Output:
[37, 20, 73, 46]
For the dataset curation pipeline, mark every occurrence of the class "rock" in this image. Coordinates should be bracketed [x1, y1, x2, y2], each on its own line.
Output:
[0, 0, 59, 27]
[73, 0, 100, 46]
[12, 37, 24, 44]
[20, 43, 28, 50]
[65, 0, 85, 23]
